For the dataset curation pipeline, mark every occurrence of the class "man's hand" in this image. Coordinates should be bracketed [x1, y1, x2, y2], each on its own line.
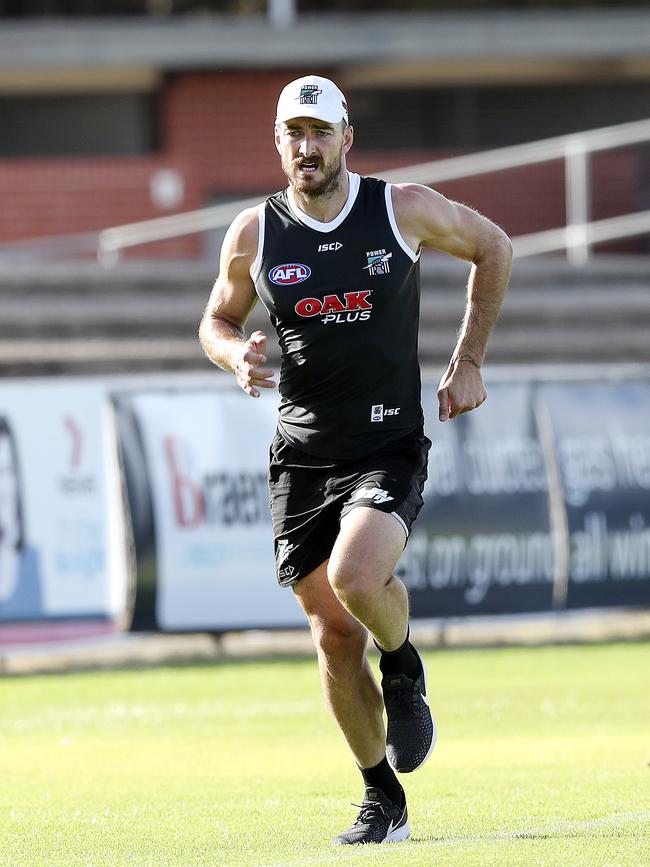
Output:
[234, 330, 276, 398]
[437, 358, 487, 422]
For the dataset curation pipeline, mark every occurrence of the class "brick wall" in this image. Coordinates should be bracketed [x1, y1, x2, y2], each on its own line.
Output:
[0, 71, 644, 258]
[163, 70, 294, 194]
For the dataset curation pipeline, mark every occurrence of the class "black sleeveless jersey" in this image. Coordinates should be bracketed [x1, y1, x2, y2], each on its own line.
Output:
[254, 172, 423, 460]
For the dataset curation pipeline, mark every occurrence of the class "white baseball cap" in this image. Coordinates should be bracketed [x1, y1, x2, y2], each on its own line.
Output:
[276, 75, 349, 126]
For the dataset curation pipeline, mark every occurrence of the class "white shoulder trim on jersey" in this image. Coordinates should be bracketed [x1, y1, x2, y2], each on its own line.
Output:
[286, 172, 360, 233]
[249, 203, 266, 282]
[385, 184, 420, 263]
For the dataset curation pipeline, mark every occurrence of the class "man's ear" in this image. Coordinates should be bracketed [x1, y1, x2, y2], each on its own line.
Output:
[342, 123, 354, 156]
[274, 124, 282, 155]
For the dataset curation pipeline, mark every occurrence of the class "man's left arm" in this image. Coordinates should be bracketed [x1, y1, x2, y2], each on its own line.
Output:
[392, 183, 513, 422]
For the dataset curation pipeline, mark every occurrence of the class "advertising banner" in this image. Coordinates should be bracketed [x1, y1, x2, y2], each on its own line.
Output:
[118, 387, 304, 631]
[399, 382, 555, 617]
[114, 369, 650, 632]
[0, 380, 131, 624]
[538, 380, 650, 609]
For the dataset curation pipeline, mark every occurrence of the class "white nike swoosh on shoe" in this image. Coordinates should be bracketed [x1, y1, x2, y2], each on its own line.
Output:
[385, 819, 395, 837]
[420, 692, 429, 707]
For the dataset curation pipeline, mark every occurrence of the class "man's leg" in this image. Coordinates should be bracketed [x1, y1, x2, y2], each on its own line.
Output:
[293, 557, 409, 845]
[327, 507, 409, 651]
[327, 506, 436, 775]
[292, 559, 385, 769]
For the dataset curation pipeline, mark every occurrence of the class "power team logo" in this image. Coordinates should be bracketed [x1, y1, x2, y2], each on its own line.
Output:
[295, 290, 372, 325]
[298, 84, 322, 105]
[364, 249, 392, 276]
[269, 263, 311, 285]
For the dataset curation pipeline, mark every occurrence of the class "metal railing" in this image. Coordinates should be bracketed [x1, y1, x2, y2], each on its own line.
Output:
[1, 117, 649, 266]
[96, 116, 650, 266]
[379, 117, 650, 265]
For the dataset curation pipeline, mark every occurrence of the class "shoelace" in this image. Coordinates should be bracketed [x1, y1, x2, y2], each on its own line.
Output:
[350, 801, 391, 827]
[383, 681, 421, 718]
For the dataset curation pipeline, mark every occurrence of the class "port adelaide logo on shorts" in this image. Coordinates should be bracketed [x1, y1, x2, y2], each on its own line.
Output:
[276, 538, 296, 581]
[364, 248, 392, 276]
[269, 263, 311, 285]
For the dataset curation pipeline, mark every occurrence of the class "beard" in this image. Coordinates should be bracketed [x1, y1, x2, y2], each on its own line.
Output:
[282, 150, 345, 199]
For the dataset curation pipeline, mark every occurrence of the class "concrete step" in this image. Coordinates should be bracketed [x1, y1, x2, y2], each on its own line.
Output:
[0, 285, 646, 337]
[0, 297, 206, 337]
[419, 287, 650, 325]
[0, 253, 648, 296]
[0, 319, 646, 376]
[0, 256, 647, 374]
[0, 337, 209, 376]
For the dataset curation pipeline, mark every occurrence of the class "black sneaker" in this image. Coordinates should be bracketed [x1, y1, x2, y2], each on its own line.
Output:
[382, 646, 436, 773]
[334, 787, 410, 845]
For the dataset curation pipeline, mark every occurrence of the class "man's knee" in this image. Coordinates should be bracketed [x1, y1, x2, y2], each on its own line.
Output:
[311, 615, 367, 666]
[327, 559, 379, 611]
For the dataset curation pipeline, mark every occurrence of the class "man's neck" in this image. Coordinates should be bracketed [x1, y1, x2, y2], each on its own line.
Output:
[290, 171, 350, 223]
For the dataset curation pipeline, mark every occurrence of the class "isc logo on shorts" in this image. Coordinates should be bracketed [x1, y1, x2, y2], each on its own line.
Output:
[269, 263, 311, 285]
[351, 486, 394, 504]
[370, 404, 400, 422]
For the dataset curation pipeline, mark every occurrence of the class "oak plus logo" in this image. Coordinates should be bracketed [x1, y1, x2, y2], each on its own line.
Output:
[295, 290, 373, 325]
[298, 84, 322, 105]
[269, 263, 311, 286]
[364, 248, 392, 276]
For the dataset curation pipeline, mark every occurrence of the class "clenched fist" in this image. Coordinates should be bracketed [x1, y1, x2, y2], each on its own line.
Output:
[437, 357, 487, 421]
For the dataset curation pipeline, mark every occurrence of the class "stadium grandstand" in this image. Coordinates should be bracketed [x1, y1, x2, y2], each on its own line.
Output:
[0, 1, 649, 374]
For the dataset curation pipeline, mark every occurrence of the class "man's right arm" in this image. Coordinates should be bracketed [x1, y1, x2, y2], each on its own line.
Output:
[198, 207, 276, 398]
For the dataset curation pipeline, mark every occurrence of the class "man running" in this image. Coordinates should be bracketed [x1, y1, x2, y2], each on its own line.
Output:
[199, 74, 512, 845]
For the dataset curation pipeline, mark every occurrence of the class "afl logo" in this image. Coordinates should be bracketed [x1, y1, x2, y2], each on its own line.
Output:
[269, 263, 311, 285]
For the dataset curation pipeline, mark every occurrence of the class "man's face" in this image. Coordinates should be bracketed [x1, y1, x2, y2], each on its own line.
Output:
[275, 118, 353, 197]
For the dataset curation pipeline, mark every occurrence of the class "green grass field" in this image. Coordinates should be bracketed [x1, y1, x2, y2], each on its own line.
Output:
[1, 642, 648, 866]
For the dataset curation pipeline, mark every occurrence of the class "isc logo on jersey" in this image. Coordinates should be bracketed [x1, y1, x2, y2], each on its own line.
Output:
[371, 404, 400, 422]
[295, 290, 373, 325]
[269, 263, 311, 285]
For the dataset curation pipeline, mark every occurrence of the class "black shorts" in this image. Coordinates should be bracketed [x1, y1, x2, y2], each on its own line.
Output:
[268, 427, 431, 587]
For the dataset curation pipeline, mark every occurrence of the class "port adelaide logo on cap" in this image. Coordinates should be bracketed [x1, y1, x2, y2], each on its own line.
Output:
[269, 263, 312, 285]
[298, 84, 322, 105]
